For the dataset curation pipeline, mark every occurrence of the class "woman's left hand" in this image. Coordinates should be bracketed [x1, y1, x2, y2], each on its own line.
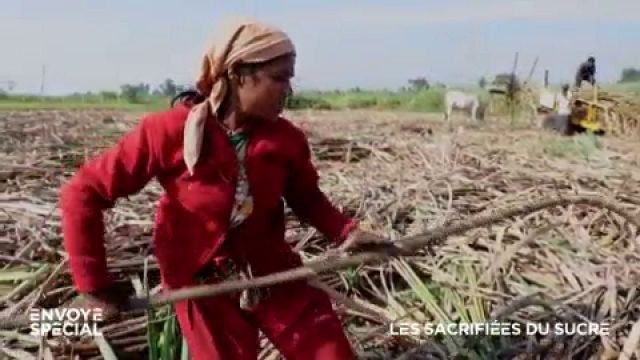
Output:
[338, 228, 407, 255]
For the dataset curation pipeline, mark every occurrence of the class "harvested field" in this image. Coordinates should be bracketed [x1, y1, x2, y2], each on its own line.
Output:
[1, 108, 640, 359]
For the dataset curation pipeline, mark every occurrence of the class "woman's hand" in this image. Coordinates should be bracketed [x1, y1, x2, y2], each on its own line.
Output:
[337, 228, 410, 256]
[66, 284, 130, 323]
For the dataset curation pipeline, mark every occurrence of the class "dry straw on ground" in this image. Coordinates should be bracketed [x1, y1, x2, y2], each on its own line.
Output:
[1, 109, 640, 359]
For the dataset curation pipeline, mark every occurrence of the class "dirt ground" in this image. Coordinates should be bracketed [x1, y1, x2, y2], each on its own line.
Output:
[2, 109, 640, 359]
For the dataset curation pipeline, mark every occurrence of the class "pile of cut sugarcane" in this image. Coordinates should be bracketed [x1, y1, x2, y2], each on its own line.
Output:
[573, 87, 640, 136]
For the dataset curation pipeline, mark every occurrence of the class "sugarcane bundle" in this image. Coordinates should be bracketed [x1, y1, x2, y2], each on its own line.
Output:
[573, 87, 640, 136]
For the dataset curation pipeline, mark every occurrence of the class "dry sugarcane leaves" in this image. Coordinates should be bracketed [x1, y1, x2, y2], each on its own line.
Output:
[2, 109, 640, 359]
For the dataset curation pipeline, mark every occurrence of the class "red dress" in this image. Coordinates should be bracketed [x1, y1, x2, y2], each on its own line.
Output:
[59, 103, 357, 359]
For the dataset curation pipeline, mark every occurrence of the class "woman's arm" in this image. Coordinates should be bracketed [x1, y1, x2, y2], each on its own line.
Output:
[283, 132, 357, 244]
[60, 115, 162, 294]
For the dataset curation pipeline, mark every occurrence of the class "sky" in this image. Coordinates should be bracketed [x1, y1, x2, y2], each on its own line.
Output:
[1, 0, 639, 95]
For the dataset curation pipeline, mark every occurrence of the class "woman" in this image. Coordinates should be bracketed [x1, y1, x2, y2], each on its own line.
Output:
[60, 18, 389, 360]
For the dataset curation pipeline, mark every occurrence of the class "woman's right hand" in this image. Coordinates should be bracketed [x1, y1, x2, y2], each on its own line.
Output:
[66, 285, 130, 323]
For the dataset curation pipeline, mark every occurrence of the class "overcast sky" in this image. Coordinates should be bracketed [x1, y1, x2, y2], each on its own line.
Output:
[1, 0, 639, 95]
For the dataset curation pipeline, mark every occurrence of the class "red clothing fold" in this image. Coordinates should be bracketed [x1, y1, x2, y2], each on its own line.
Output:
[60, 104, 358, 359]
[60, 103, 356, 292]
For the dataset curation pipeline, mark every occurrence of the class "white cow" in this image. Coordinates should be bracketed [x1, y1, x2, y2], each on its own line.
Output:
[444, 90, 483, 122]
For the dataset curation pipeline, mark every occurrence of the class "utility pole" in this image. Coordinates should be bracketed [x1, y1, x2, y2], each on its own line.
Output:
[40, 65, 46, 95]
[0, 77, 16, 93]
[544, 70, 549, 88]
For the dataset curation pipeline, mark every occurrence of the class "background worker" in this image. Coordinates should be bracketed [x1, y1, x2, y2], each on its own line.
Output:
[575, 56, 596, 88]
[555, 84, 572, 116]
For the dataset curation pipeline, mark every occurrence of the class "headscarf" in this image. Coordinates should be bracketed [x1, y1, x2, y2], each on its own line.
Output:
[183, 18, 296, 175]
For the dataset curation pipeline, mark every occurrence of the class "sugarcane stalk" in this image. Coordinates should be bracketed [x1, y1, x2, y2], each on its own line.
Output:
[0, 194, 636, 331]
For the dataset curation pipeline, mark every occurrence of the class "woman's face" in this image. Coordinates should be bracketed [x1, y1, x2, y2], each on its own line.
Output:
[235, 54, 295, 121]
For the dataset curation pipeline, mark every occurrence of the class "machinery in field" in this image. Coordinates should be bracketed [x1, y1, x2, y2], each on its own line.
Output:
[568, 86, 605, 134]
[543, 85, 640, 136]
[573, 85, 640, 136]
[482, 52, 639, 136]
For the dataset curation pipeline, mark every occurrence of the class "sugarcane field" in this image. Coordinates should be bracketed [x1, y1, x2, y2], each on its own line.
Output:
[2, 2, 640, 360]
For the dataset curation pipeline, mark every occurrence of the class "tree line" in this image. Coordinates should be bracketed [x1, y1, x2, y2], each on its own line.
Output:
[619, 68, 640, 83]
[2, 67, 639, 102]
[116, 78, 189, 103]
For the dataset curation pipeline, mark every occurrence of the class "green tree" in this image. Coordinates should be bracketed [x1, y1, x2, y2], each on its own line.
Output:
[100, 91, 118, 101]
[120, 83, 150, 103]
[619, 68, 640, 83]
[408, 77, 430, 91]
[158, 78, 178, 97]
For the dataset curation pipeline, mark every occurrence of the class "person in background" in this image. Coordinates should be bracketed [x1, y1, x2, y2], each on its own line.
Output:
[59, 18, 392, 360]
[555, 84, 572, 116]
[574, 56, 596, 88]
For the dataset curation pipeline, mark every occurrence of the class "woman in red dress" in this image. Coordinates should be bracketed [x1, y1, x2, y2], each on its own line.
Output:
[60, 18, 389, 360]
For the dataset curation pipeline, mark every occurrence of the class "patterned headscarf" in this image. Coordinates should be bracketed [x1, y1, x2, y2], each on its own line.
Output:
[183, 18, 295, 175]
